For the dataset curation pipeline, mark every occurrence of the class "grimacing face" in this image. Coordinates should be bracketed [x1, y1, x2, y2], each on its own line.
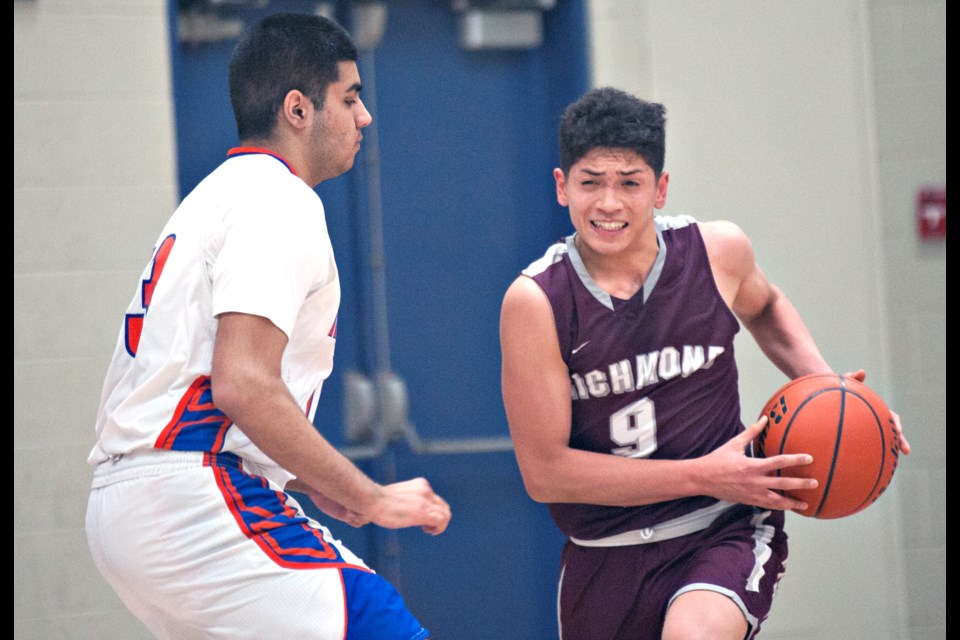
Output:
[554, 147, 669, 261]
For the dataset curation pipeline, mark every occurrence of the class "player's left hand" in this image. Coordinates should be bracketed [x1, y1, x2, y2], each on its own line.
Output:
[368, 478, 452, 536]
[844, 369, 911, 455]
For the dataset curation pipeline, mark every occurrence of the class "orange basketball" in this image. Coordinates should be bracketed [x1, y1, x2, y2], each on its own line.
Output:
[754, 373, 900, 519]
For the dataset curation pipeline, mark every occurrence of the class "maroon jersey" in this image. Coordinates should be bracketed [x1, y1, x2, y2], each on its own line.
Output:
[524, 216, 743, 540]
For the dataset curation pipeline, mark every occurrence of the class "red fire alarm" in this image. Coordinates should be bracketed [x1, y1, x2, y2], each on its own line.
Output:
[917, 187, 946, 240]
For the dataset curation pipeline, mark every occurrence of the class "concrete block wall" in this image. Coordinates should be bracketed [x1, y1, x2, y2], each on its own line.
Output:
[14, 1, 176, 637]
[867, 1, 946, 638]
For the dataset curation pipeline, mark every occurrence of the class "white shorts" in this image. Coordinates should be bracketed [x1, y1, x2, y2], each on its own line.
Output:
[86, 450, 428, 640]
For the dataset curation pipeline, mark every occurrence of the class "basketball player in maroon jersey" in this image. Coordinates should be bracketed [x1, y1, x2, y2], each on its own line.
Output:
[499, 88, 910, 640]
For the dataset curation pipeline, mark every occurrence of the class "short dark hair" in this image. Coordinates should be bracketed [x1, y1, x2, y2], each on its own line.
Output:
[558, 88, 666, 177]
[228, 13, 359, 141]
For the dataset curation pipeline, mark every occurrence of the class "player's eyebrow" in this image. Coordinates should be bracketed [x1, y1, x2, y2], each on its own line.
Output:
[346, 82, 363, 94]
[580, 167, 644, 176]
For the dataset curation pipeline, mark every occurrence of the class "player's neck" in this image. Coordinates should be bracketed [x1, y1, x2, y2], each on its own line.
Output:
[238, 135, 320, 187]
[575, 232, 659, 300]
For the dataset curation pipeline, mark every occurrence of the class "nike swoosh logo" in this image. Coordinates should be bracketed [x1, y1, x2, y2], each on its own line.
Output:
[572, 341, 590, 354]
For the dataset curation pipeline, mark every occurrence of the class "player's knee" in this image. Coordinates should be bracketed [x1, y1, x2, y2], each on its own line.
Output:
[662, 616, 748, 640]
[662, 591, 748, 640]
[663, 619, 746, 640]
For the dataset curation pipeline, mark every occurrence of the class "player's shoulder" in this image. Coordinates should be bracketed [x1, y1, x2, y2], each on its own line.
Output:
[509, 236, 577, 313]
[501, 275, 560, 345]
[650, 213, 753, 255]
[503, 273, 549, 309]
[220, 160, 322, 224]
[653, 214, 749, 246]
[654, 213, 698, 231]
[217, 153, 318, 202]
[520, 238, 569, 279]
[501, 275, 559, 354]
[697, 219, 753, 254]
[696, 219, 758, 283]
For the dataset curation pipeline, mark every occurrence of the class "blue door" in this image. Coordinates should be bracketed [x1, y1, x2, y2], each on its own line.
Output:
[170, 2, 588, 636]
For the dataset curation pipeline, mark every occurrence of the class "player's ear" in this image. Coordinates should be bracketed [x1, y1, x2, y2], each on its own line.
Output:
[553, 168, 569, 206]
[654, 170, 669, 209]
[281, 90, 310, 129]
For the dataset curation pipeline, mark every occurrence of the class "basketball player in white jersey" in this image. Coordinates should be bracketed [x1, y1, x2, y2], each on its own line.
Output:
[86, 13, 450, 639]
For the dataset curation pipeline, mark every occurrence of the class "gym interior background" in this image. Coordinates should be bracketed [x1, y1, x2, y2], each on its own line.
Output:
[14, 1, 945, 638]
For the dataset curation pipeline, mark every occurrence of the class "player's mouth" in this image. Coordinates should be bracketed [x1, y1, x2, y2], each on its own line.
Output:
[591, 220, 627, 231]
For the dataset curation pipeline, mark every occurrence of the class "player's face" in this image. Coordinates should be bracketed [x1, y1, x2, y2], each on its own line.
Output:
[555, 148, 668, 259]
[309, 61, 372, 182]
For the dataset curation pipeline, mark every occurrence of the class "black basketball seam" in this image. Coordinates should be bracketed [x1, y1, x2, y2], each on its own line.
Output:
[844, 389, 890, 513]
[813, 380, 846, 518]
[777, 374, 843, 518]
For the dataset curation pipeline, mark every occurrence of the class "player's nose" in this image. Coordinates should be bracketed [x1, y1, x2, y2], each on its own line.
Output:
[356, 98, 373, 129]
[597, 187, 623, 212]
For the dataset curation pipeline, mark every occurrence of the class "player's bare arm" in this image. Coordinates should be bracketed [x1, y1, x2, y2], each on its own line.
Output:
[701, 220, 832, 378]
[212, 312, 451, 535]
[701, 221, 910, 454]
[500, 276, 815, 511]
[284, 479, 366, 526]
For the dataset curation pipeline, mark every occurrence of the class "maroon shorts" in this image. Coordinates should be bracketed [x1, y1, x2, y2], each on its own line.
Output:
[558, 505, 787, 640]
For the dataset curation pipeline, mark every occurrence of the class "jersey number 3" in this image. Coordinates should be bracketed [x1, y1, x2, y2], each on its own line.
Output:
[125, 234, 176, 357]
[610, 397, 658, 458]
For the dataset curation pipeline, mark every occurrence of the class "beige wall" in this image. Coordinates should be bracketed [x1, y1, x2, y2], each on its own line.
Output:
[867, 1, 946, 638]
[14, 0, 175, 637]
[587, 0, 945, 638]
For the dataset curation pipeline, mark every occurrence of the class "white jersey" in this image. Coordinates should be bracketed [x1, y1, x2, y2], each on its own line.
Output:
[89, 149, 339, 487]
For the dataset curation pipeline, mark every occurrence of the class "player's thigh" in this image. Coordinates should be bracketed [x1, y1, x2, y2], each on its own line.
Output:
[87, 459, 427, 640]
[662, 590, 747, 640]
[665, 506, 787, 640]
[558, 541, 686, 640]
[194, 562, 427, 640]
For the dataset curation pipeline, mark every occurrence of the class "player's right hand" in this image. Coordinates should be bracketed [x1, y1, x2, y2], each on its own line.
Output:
[697, 416, 818, 513]
[368, 478, 452, 535]
[844, 369, 911, 455]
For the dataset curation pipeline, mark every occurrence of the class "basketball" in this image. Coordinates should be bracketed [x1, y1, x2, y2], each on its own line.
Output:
[754, 373, 900, 519]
